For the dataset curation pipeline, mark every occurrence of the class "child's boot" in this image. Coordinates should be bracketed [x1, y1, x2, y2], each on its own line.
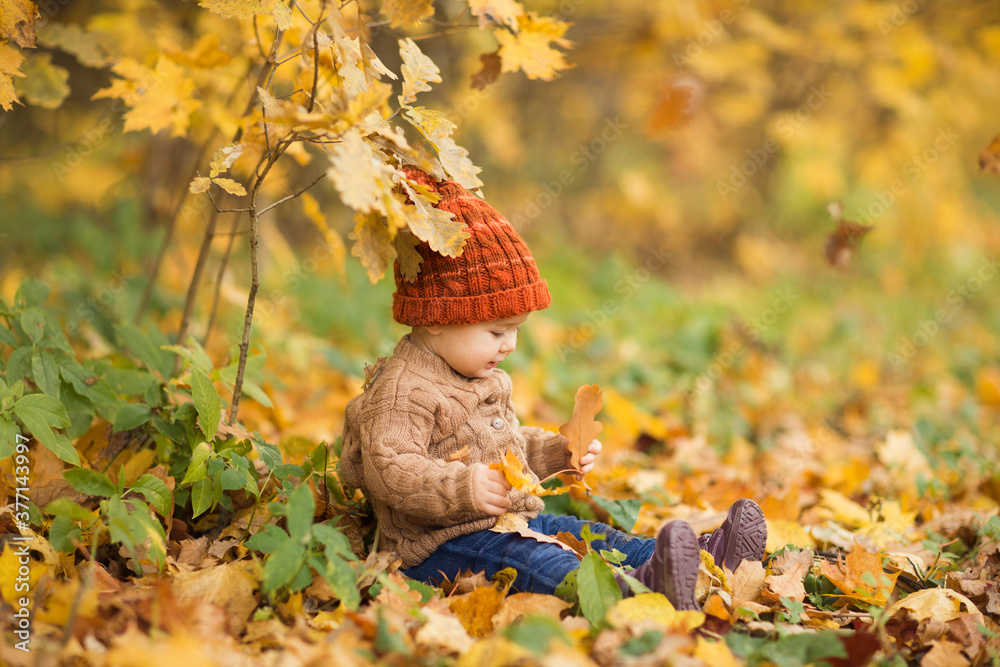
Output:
[698, 498, 767, 572]
[629, 521, 700, 610]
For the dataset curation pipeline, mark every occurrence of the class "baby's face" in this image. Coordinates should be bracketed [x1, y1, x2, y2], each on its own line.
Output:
[426, 314, 529, 379]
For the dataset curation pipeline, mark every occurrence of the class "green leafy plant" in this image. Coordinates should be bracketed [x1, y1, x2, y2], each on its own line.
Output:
[49, 467, 171, 573]
[245, 482, 360, 608]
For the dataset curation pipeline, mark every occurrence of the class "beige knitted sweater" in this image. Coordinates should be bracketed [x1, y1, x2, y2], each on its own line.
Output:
[340, 335, 571, 568]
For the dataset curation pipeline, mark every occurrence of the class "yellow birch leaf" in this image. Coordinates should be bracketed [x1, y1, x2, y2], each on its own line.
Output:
[199, 0, 265, 20]
[0, 0, 37, 47]
[467, 0, 523, 30]
[349, 210, 395, 284]
[0, 40, 25, 111]
[495, 12, 573, 81]
[608, 593, 705, 632]
[38, 23, 113, 68]
[400, 180, 470, 257]
[208, 142, 244, 178]
[694, 637, 743, 667]
[394, 229, 423, 282]
[271, 0, 292, 30]
[815, 488, 872, 530]
[211, 177, 246, 196]
[559, 384, 603, 472]
[301, 192, 347, 281]
[328, 128, 398, 215]
[398, 37, 441, 106]
[383, 0, 434, 28]
[190, 176, 212, 194]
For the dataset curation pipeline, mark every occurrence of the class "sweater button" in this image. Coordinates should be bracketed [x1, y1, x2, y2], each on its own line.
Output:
[484, 393, 498, 405]
[491, 417, 504, 430]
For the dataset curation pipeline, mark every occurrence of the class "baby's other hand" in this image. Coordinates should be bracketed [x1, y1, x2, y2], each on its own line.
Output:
[578, 439, 603, 475]
[472, 465, 513, 516]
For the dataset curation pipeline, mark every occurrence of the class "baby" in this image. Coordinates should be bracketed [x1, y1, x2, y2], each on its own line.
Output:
[341, 168, 766, 608]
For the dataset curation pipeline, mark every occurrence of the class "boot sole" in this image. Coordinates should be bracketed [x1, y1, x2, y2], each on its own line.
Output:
[721, 499, 767, 572]
[659, 521, 700, 611]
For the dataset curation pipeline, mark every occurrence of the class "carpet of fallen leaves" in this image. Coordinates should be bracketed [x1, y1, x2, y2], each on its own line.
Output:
[3, 339, 1000, 667]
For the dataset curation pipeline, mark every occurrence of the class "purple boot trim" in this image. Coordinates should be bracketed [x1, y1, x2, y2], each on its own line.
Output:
[701, 499, 767, 572]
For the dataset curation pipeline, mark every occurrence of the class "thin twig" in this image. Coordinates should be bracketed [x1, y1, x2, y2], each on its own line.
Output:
[203, 212, 241, 350]
[258, 170, 328, 216]
[174, 20, 286, 360]
[173, 208, 221, 370]
[228, 140, 287, 425]
[308, 20, 321, 113]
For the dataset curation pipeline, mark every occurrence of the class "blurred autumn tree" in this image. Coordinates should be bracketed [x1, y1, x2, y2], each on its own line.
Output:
[2, 0, 1000, 430]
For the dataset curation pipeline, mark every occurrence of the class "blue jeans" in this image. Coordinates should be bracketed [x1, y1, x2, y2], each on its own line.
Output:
[402, 513, 656, 594]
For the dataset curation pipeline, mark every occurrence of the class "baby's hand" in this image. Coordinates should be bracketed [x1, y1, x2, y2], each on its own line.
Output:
[472, 465, 513, 516]
[578, 439, 603, 475]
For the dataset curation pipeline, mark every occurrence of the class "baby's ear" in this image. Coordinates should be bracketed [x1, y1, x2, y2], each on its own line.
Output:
[422, 325, 445, 336]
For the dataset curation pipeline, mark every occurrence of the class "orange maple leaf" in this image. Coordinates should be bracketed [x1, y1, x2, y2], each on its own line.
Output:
[818, 546, 900, 608]
[489, 447, 567, 497]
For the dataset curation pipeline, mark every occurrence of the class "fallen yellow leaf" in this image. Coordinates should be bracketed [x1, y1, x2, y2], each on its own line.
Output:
[607, 593, 705, 633]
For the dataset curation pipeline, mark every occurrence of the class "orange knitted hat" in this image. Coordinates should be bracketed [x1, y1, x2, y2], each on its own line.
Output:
[393, 169, 551, 327]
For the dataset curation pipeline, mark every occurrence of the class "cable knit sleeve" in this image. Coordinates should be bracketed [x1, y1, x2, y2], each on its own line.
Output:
[520, 425, 572, 479]
[353, 380, 480, 524]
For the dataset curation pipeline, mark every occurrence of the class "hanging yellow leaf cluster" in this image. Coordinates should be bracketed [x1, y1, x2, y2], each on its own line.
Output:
[6, 0, 574, 286]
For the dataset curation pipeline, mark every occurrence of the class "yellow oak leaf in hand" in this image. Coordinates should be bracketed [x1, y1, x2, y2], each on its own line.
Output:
[489, 447, 566, 497]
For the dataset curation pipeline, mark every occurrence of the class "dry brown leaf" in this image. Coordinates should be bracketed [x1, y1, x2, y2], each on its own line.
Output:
[763, 549, 814, 604]
[647, 76, 703, 133]
[730, 560, 770, 615]
[492, 592, 571, 629]
[559, 384, 603, 473]
[170, 560, 259, 636]
[437, 568, 491, 596]
[471, 50, 502, 90]
[554, 531, 590, 557]
[491, 513, 582, 558]
[920, 639, 971, 667]
[979, 134, 1000, 173]
[446, 445, 472, 462]
[885, 587, 983, 625]
[824, 202, 873, 269]
[415, 607, 476, 654]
